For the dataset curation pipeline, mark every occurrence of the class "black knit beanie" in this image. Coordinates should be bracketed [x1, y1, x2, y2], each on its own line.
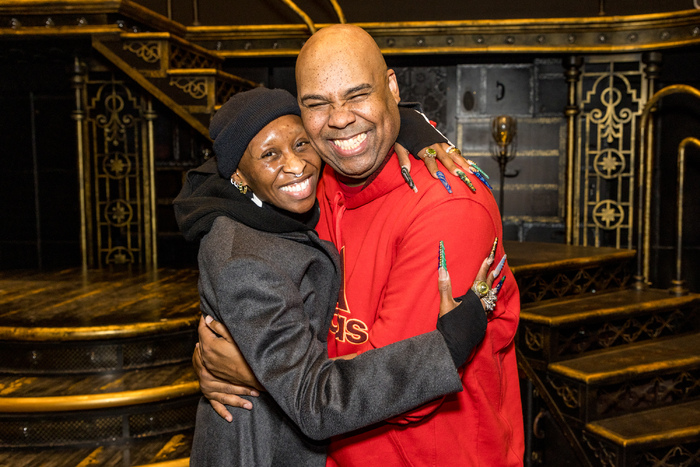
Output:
[210, 87, 301, 178]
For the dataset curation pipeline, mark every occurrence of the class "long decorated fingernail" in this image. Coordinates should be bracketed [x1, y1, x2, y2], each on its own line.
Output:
[488, 237, 498, 264]
[439, 240, 447, 270]
[494, 275, 506, 294]
[401, 165, 418, 193]
[493, 254, 507, 278]
[473, 170, 493, 189]
[436, 171, 452, 194]
[456, 170, 477, 193]
[467, 159, 490, 179]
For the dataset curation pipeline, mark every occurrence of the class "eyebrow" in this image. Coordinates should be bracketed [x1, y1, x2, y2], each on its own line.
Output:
[299, 93, 327, 104]
[300, 83, 373, 104]
[342, 84, 372, 98]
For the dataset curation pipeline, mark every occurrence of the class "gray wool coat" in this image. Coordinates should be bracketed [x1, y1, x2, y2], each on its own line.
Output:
[189, 216, 463, 466]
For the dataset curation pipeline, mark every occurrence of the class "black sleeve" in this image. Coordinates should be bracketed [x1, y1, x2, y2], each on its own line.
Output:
[211, 253, 464, 441]
[436, 290, 488, 368]
[396, 103, 449, 158]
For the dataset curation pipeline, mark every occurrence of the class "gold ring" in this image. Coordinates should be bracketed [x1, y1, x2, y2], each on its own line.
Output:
[447, 146, 461, 156]
[472, 280, 489, 297]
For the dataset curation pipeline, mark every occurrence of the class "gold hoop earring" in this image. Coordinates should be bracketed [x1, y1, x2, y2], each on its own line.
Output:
[231, 177, 248, 194]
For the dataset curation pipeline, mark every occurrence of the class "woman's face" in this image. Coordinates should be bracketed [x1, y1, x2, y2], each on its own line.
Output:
[233, 114, 322, 214]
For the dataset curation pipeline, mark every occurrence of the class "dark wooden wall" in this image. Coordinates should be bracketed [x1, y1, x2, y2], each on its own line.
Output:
[0, 43, 81, 269]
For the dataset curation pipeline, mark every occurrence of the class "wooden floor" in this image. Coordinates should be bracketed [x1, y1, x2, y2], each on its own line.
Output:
[0, 267, 200, 332]
[0, 242, 629, 324]
[0, 242, 629, 333]
[4, 241, 681, 467]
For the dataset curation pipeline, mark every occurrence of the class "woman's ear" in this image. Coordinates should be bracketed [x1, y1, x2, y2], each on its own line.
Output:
[231, 170, 247, 187]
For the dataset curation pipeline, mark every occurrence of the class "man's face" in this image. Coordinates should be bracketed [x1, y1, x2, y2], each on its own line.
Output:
[297, 60, 401, 184]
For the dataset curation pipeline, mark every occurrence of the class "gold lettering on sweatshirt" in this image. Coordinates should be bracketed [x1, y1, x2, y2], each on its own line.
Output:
[330, 246, 369, 345]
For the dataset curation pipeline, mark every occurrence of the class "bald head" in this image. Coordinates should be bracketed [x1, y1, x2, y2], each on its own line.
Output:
[296, 25, 388, 90]
[295, 25, 401, 184]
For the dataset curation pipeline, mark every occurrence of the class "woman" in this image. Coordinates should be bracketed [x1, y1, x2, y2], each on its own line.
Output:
[174, 87, 501, 466]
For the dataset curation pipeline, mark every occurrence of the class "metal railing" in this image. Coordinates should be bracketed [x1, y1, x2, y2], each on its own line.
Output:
[634, 84, 700, 292]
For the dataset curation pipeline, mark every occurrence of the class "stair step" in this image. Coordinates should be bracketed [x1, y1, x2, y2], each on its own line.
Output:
[118, 32, 223, 78]
[0, 363, 199, 447]
[545, 333, 700, 423]
[0, 268, 200, 374]
[517, 289, 700, 365]
[164, 68, 258, 117]
[0, 268, 199, 331]
[92, 37, 209, 138]
[505, 241, 635, 305]
[0, 430, 193, 466]
[0, 331, 198, 375]
[93, 33, 257, 140]
[550, 332, 700, 384]
[0, 362, 197, 407]
[520, 289, 700, 324]
[583, 399, 700, 465]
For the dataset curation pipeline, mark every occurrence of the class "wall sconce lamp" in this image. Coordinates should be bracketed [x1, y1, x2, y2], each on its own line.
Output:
[491, 115, 519, 219]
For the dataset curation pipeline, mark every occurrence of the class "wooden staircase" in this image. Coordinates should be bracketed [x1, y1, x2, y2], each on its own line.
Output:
[508, 242, 700, 466]
[92, 32, 258, 139]
[0, 2, 259, 140]
[2, 244, 698, 466]
[0, 268, 200, 467]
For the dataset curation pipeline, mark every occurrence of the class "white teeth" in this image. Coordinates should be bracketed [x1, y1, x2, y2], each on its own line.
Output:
[332, 132, 367, 151]
[280, 178, 310, 193]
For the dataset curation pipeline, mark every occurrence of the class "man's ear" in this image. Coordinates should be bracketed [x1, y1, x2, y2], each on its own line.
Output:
[387, 69, 401, 104]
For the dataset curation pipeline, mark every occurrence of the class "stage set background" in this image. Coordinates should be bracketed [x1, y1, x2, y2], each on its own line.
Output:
[1, 0, 698, 292]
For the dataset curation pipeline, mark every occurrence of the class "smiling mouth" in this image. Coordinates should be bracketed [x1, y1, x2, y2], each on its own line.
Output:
[332, 132, 367, 151]
[280, 177, 311, 194]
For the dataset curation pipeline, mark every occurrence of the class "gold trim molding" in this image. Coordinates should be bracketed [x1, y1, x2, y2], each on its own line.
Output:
[0, 315, 198, 341]
[0, 1, 698, 58]
[194, 10, 700, 58]
[586, 421, 700, 448]
[133, 460, 189, 467]
[0, 381, 199, 413]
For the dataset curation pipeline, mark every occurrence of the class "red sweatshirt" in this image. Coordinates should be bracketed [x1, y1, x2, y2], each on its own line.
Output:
[316, 149, 524, 466]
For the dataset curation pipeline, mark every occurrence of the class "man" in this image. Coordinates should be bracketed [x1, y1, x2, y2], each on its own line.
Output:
[200, 24, 524, 465]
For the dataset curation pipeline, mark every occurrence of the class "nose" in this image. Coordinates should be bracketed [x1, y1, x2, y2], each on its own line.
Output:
[283, 152, 305, 175]
[327, 105, 356, 129]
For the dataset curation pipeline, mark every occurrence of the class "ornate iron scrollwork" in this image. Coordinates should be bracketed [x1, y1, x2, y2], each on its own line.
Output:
[556, 309, 688, 358]
[169, 77, 208, 100]
[516, 262, 630, 304]
[524, 326, 545, 352]
[548, 377, 580, 409]
[82, 74, 156, 267]
[582, 433, 618, 467]
[575, 56, 648, 248]
[596, 369, 700, 417]
[123, 41, 161, 63]
[169, 43, 216, 69]
[216, 81, 248, 107]
[642, 445, 700, 466]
